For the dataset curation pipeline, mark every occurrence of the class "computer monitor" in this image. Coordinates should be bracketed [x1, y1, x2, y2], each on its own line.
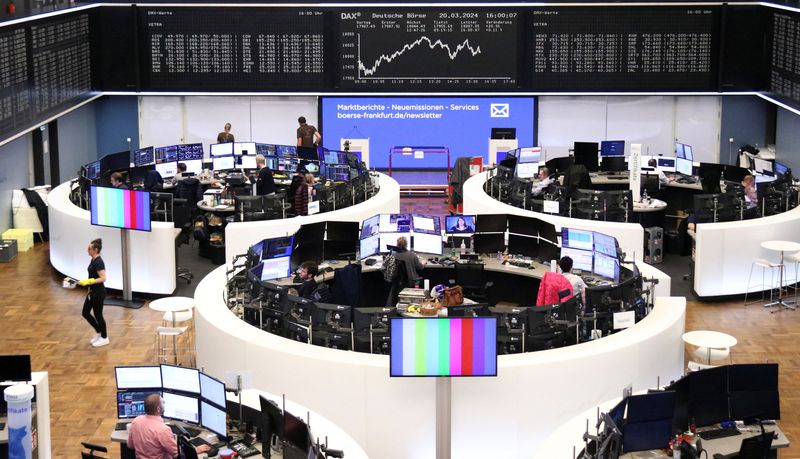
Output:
[234, 142, 257, 156]
[117, 390, 154, 419]
[600, 140, 625, 156]
[752, 157, 773, 176]
[84, 160, 101, 180]
[115, 366, 162, 389]
[622, 391, 675, 452]
[212, 155, 235, 171]
[360, 214, 380, 240]
[517, 147, 542, 164]
[593, 253, 619, 282]
[181, 159, 203, 175]
[687, 366, 730, 427]
[774, 161, 790, 176]
[326, 221, 359, 242]
[297, 146, 318, 161]
[491, 127, 516, 140]
[445, 215, 476, 235]
[263, 236, 293, 260]
[561, 228, 593, 251]
[675, 156, 693, 177]
[475, 214, 507, 233]
[380, 232, 411, 253]
[546, 156, 574, 175]
[101, 150, 131, 173]
[593, 232, 618, 259]
[161, 364, 200, 394]
[311, 302, 352, 329]
[508, 233, 538, 258]
[473, 233, 505, 254]
[412, 233, 443, 255]
[256, 143, 276, 156]
[155, 161, 178, 179]
[515, 162, 538, 179]
[155, 145, 178, 164]
[684, 144, 693, 161]
[360, 234, 380, 259]
[573, 142, 599, 172]
[324, 150, 341, 165]
[508, 215, 539, 237]
[134, 147, 154, 166]
[162, 391, 200, 424]
[657, 157, 676, 172]
[0, 355, 32, 382]
[729, 363, 780, 421]
[210, 142, 234, 157]
[601, 156, 627, 172]
[283, 410, 312, 453]
[675, 142, 686, 159]
[411, 214, 440, 235]
[200, 401, 227, 438]
[259, 257, 292, 281]
[259, 395, 284, 450]
[560, 247, 593, 272]
[380, 213, 412, 233]
[178, 143, 203, 160]
[199, 373, 226, 408]
[276, 145, 297, 157]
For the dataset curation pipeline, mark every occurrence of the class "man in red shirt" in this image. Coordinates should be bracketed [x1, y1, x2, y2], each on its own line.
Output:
[127, 394, 210, 459]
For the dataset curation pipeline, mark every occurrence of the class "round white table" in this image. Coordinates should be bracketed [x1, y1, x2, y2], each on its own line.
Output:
[760, 240, 800, 312]
[632, 198, 667, 213]
[682, 330, 738, 364]
[149, 296, 195, 364]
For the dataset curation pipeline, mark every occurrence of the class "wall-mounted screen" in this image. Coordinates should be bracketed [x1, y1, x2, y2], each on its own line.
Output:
[90, 186, 152, 232]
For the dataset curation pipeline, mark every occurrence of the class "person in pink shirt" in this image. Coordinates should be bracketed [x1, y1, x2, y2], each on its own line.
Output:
[127, 394, 210, 459]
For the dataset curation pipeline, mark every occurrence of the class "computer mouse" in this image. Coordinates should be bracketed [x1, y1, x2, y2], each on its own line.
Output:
[324, 267, 334, 273]
[207, 446, 219, 457]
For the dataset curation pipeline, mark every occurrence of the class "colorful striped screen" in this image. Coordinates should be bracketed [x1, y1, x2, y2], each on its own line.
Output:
[90, 186, 151, 232]
[390, 317, 497, 377]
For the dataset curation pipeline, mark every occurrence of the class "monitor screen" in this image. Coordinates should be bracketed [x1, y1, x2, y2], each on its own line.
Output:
[380, 214, 412, 233]
[361, 216, 380, 240]
[117, 391, 155, 419]
[134, 147, 154, 166]
[473, 233, 505, 254]
[601, 156, 627, 172]
[684, 144, 693, 161]
[413, 233, 443, 255]
[411, 214, 439, 235]
[360, 234, 380, 259]
[475, 214, 507, 233]
[491, 127, 516, 140]
[574, 142, 599, 172]
[201, 401, 227, 438]
[324, 150, 341, 165]
[181, 159, 203, 176]
[212, 156, 235, 171]
[752, 157, 773, 175]
[162, 391, 199, 424]
[560, 247, 593, 272]
[508, 215, 539, 237]
[116, 366, 162, 390]
[600, 140, 625, 156]
[675, 142, 686, 159]
[233, 142, 257, 156]
[593, 253, 619, 281]
[508, 233, 538, 258]
[101, 150, 130, 172]
[199, 373, 226, 408]
[593, 232, 618, 259]
[390, 317, 497, 377]
[277, 145, 297, 157]
[90, 186, 152, 232]
[517, 147, 542, 164]
[178, 143, 204, 160]
[0, 355, 31, 382]
[445, 215, 476, 235]
[675, 156, 693, 176]
[264, 236, 293, 259]
[516, 162, 538, 179]
[380, 232, 411, 253]
[256, 143, 276, 156]
[161, 364, 200, 394]
[261, 257, 291, 281]
[155, 145, 178, 164]
[155, 161, 178, 178]
[657, 157, 676, 171]
[774, 161, 790, 176]
[729, 363, 780, 421]
[239, 155, 257, 169]
[561, 228, 593, 251]
[85, 160, 101, 180]
[210, 143, 234, 157]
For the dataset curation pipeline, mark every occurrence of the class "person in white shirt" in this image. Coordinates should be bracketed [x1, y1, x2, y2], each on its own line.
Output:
[646, 158, 669, 185]
[531, 167, 554, 196]
[558, 256, 587, 302]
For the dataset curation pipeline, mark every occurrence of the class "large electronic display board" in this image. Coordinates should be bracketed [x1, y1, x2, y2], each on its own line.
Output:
[138, 7, 328, 90]
[529, 6, 720, 91]
[336, 9, 520, 90]
[771, 11, 800, 107]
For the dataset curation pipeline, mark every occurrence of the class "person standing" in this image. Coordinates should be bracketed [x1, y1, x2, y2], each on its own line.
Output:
[78, 238, 109, 347]
[255, 154, 276, 195]
[294, 173, 315, 216]
[296, 116, 321, 147]
[217, 122, 234, 143]
[127, 394, 210, 459]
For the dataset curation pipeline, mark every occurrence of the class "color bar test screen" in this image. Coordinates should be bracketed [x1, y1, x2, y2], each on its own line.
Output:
[90, 186, 152, 232]
[390, 317, 497, 377]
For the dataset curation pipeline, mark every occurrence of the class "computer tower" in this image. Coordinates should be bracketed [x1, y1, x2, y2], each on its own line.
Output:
[644, 227, 663, 264]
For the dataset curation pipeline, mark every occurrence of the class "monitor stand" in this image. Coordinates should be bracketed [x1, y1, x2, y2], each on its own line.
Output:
[105, 228, 145, 309]
[436, 377, 451, 459]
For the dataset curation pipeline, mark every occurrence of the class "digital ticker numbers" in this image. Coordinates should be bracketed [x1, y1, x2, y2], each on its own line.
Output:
[337, 9, 519, 89]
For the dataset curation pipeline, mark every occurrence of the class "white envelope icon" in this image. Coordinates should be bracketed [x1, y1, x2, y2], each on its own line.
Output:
[490, 103, 509, 118]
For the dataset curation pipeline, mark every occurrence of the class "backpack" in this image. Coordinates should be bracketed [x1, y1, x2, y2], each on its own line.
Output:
[310, 282, 333, 303]
[382, 254, 398, 283]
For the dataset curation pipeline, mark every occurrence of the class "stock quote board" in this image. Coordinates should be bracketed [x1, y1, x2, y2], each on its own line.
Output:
[771, 11, 800, 107]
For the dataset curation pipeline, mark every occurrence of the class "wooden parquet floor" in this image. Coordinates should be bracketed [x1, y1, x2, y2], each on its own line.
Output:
[3, 234, 800, 457]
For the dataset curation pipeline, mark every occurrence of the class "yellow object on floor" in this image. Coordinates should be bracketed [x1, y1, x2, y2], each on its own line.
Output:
[2, 228, 34, 251]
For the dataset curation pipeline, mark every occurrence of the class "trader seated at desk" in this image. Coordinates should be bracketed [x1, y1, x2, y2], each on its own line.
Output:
[647, 158, 670, 185]
[110, 172, 128, 190]
[127, 393, 210, 458]
[742, 175, 758, 209]
[174, 162, 192, 181]
[531, 167, 554, 197]
[558, 256, 587, 302]
[297, 261, 319, 299]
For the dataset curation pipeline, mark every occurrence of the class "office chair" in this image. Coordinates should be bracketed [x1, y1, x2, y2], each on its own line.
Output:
[449, 262, 494, 304]
[641, 173, 661, 198]
[385, 259, 409, 307]
[173, 198, 194, 284]
[701, 168, 722, 194]
[234, 195, 266, 222]
[81, 442, 108, 459]
[178, 435, 200, 459]
[563, 164, 592, 190]
[150, 192, 174, 222]
[526, 305, 566, 351]
[175, 177, 203, 205]
[713, 430, 774, 459]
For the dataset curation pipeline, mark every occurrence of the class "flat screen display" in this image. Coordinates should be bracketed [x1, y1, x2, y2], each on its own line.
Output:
[560, 247, 593, 272]
[390, 317, 497, 377]
[561, 228, 593, 251]
[593, 232, 618, 259]
[411, 214, 440, 235]
[277, 145, 297, 157]
[178, 143, 204, 160]
[85, 160, 101, 180]
[212, 156, 235, 171]
[380, 213, 412, 233]
[774, 161, 790, 176]
[657, 157, 676, 171]
[264, 236, 294, 259]
[261, 257, 291, 281]
[413, 233, 443, 255]
[90, 186, 152, 232]
[360, 234, 380, 259]
[517, 147, 542, 164]
[161, 364, 200, 394]
[594, 252, 620, 281]
[445, 215, 476, 235]
[134, 147, 154, 166]
[201, 401, 227, 437]
[516, 162, 538, 179]
[199, 373, 226, 409]
[155, 145, 178, 163]
[752, 157, 773, 175]
[0, 355, 31, 382]
[117, 391, 153, 419]
[181, 159, 203, 176]
[600, 140, 625, 156]
[234, 142, 257, 156]
[162, 391, 199, 424]
[210, 143, 234, 157]
[155, 161, 178, 178]
[380, 232, 411, 253]
[675, 156, 693, 176]
[239, 155, 257, 169]
[684, 144, 693, 161]
[116, 366, 162, 390]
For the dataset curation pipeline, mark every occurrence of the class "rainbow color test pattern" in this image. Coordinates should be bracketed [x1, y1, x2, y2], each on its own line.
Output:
[90, 186, 151, 232]
[390, 317, 497, 377]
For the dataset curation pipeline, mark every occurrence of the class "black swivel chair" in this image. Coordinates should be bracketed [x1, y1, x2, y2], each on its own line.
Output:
[178, 436, 200, 459]
[81, 442, 108, 459]
[234, 195, 266, 222]
[700, 169, 722, 194]
[449, 262, 494, 304]
[175, 177, 203, 206]
[173, 198, 194, 284]
[563, 164, 592, 191]
[713, 430, 774, 459]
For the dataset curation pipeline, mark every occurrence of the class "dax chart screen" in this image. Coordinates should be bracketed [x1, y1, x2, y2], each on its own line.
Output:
[336, 9, 520, 89]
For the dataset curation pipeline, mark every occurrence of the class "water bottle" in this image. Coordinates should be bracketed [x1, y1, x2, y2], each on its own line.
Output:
[5, 384, 34, 459]
[460, 239, 466, 255]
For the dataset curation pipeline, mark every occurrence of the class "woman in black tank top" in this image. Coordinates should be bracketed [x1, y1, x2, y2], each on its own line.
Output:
[78, 238, 109, 347]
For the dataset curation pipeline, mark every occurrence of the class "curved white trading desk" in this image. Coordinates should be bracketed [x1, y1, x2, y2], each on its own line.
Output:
[195, 265, 685, 459]
[48, 181, 177, 294]
[463, 172, 646, 262]
[224, 172, 400, 264]
[694, 206, 800, 297]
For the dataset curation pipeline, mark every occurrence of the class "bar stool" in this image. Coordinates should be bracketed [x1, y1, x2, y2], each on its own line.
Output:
[744, 258, 782, 306]
[154, 326, 194, 366]
[161, 309, 194, 355]
[148, 297, 195, 365]
[785, 250, 800, 301]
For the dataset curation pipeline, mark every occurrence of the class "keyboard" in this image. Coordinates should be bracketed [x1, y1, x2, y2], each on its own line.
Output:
[228, 440, 260, 457]
[189, 437, 211, 447]
[115, 422, 129, 431]
[169, 424, 201, 438]
[699, 427, 741, 440]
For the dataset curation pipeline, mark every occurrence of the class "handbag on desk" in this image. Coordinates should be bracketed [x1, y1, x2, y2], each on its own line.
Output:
[442, 285, 464, 307]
